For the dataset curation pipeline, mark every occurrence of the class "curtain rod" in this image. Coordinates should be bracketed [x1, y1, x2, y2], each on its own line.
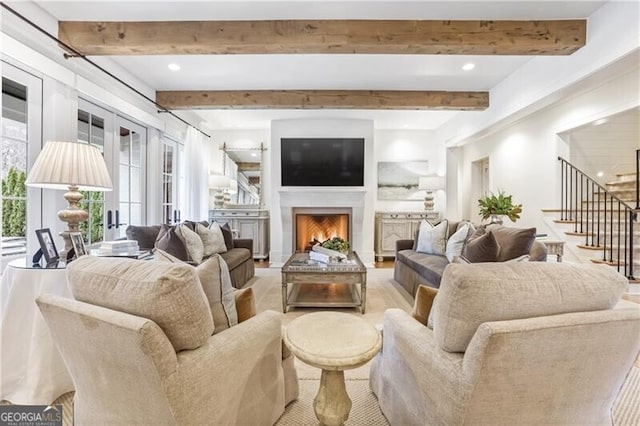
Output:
[0, 2, 211, 139]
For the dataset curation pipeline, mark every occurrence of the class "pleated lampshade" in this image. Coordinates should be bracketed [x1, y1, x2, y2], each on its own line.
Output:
[26, 141, 113, 191]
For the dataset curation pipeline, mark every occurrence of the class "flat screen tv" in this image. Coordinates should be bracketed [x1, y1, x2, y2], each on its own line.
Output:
[281, 138, 365, 186]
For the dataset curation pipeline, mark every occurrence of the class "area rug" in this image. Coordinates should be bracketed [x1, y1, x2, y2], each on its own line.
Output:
[6, 268, 639, 425]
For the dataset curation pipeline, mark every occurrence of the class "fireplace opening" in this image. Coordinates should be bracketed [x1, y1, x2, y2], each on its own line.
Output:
[293, 208, 351, 252]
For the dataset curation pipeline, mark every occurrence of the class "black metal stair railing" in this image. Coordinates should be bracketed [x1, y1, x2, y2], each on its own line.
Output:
[558, 157, 636, 280]
[636, 149, 640, 210]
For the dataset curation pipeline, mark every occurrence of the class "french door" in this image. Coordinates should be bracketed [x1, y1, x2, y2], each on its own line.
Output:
[77, 100, 146, 243]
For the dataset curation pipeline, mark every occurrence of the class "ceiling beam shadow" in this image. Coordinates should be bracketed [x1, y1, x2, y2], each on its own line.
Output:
[155, 90, 490, 110]
[59, 19, 586, 56]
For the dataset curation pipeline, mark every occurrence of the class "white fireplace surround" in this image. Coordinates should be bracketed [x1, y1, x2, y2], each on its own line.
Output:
[278, 190, 367, 263]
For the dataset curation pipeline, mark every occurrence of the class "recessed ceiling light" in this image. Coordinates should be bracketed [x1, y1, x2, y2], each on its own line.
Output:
[597, 171, 604, 177]
[251, 152, 258, 157]
[462, 63, 476, 71]
[168, 63, 181, 71]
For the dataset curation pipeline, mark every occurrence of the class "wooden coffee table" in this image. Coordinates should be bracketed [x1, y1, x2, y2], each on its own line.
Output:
[283, 311, 382, 426]
[281, 251, 367, 313]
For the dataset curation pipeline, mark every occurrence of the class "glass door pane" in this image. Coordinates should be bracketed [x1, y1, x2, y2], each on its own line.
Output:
[77, 105, 108, 245]
[1, 64, 42, 259]
[116, 117, 146, 238]
[162, 138, 180, 225]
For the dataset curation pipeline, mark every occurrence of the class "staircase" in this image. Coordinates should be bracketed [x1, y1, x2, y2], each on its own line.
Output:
[543, 157, 638, 284]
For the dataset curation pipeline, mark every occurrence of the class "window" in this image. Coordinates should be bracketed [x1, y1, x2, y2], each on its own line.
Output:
[1, 63, 42, 258]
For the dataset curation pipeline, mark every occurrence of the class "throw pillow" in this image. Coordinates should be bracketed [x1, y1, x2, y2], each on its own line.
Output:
[486, 224, 537, 261]
[197, 222, 227, 257]
[411, 285, 438, 327]
[156, 250, 238, 334]
[234, 287, 257, 323]
[67, 256, 213, 352]
[462, 228, 500, 263]
[155, 224, 189, 261]
[416, 219, 448, 256]
[196, 255, 238, 334]
[211, 221, 234, 251]
[445, 222, 473, 262]
[175, 223, 204, 264]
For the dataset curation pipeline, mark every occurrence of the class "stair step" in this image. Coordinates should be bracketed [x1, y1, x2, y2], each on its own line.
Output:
[591, 259, 628, 267]
[576, 244, 605, 250]
[565, 231, 593, 237]
[553, 219, 577, 224]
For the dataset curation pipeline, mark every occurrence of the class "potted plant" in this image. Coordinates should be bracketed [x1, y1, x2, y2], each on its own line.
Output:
[478, 190, 523, 224]
[321, 236, 351, 254]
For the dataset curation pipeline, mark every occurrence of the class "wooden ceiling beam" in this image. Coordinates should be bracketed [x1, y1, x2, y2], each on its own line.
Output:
[58, 19, 586, 56]
[155, 90, 489, 110]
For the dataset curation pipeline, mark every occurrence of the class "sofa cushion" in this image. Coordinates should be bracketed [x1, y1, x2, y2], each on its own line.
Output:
[155, 224, 189, 261]
[486, 224, 536, 261]
[462, 228, 500, 263]
[416, 219, 448, 255]
[126, 225, 161, 250]
[397, 250, 450, 288]
[220, 248, 252, 271]
[432, 262, 628, 353]
[67, 256, 214, 352]
[197, 222, 227, 257]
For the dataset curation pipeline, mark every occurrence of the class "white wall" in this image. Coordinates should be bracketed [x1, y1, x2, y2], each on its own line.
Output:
[454, 65, 640, 233]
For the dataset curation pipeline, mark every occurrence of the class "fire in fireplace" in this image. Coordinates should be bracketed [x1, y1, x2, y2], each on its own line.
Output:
[294, 208, 351, 252]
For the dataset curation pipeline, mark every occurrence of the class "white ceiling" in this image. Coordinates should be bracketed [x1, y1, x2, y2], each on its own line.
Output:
[35, 0, 608, 130]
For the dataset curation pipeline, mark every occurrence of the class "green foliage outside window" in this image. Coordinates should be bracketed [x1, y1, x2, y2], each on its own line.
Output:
[79, 191, 104, 243]
[1, 167, 27, 237]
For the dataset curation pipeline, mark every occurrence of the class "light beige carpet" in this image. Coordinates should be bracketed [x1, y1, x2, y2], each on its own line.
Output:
[6, 268, 639, 425]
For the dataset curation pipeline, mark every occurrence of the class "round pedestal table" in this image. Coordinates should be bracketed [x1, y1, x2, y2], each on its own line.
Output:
[283, 311, 382, 426]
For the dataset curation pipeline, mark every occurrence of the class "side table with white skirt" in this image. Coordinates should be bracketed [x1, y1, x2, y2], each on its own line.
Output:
[0, 258, 74, 404]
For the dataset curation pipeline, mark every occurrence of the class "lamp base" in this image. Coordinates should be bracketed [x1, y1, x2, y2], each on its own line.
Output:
[424, 191, 435, 211]
[57, 185, 88, 261]
[213, 189, 225, 209]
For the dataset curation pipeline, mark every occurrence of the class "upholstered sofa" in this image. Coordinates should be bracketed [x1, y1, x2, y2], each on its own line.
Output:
[371, 262, 640, 425]
[394, 221, 548, 297]
[126, 223, 255, 288]
[38, 256, 298, 425]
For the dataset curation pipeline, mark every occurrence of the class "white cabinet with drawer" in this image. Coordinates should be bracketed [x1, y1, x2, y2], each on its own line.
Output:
[374, 211, 440, 261]
[209, 209, 269, 260]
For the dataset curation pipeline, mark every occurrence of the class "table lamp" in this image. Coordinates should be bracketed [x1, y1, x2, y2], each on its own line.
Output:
[26, 141, 113, 259]
[224, 178, 238, 208]
[418, 176, 445, 211]
[209, 174, 230, 209]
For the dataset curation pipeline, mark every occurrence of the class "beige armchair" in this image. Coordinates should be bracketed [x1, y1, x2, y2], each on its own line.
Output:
[371, 262, 640, 425]
[37, 257, 298, 425]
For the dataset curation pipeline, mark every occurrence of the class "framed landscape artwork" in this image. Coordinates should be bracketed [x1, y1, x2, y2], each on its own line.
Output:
[377, 161, 430, 201]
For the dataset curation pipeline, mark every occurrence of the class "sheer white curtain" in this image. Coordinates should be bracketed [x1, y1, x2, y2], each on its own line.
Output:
[181, 127, 210, 221]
